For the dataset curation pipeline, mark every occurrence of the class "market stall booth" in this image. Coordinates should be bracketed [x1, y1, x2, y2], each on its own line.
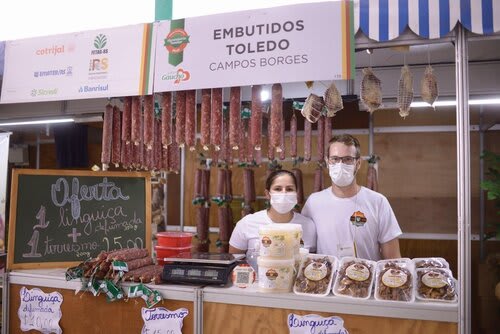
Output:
[0, 1, 499, 334]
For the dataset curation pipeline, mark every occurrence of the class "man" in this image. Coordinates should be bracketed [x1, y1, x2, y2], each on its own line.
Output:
[302, 134, 402, 260]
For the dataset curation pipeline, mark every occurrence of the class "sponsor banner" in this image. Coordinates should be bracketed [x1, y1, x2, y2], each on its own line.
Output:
[0, 24, 155, 103]
[153, 1, 354, 92]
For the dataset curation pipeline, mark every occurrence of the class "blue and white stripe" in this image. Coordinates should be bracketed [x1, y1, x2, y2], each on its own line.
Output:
[354, 0, 500, 41]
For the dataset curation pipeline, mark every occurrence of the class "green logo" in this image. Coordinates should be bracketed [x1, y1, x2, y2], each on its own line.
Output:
[94, 34, 107, 49]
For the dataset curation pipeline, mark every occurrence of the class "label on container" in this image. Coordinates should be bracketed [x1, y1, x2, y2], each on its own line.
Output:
[260, 235, 286, 257]
[346, 263, 370, 282]
[258, 266, 294, 291]
[382, 269, 408, 288]
[304, 262, 328, 281]
[422, 271, 448, 288]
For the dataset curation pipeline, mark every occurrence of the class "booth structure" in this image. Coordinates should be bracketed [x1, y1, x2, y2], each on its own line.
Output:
[1, 1, 500, 334]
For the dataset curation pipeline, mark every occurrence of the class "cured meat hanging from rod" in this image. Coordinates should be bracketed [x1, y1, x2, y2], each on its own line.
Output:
[185, 90, 197, 151]
[143, 95, 155, 150]
[216, 168, 232, 253]
[131, 96, 142, 146]
[138, 110, 145, 169]
[246, 118, 255, 163]
[196, 169, 211, 252]
[239, 118, 248, 163]
[279, 116, 286, 161]
[121, 97, 132, 145]
[169, 141, 180, 174]
[153, 118, 161, 171]
[250, 85, 263, 151]
[120, 133, 132, 169]
[303, 118, 312, 162]
[222, 110, 233, 165]
[290, 112, 297, 159]
[200, 89, 211, 151]
[161, 145, 170, 172]
[211, 88, 223, 151]
[313, 167, 324, 192]
[267, 116, 275, 161]
[229, 86, 241, 150]
[111, 106, 121, 168]
[101, 103, 113, 170]
[317, 115, 325, 161]
[292, 168, 304, 206]
[324, 115, 332, 153]
[270, 83, 282, 152]
[175, 91, 186, 148]
[161, 92, 172, 148]
[242, 168, 256, 218]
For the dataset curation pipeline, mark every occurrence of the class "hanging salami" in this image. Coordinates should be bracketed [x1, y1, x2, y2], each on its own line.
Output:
[200, 89, 211, 151]
[185, 90, 197, 151]
[270, 83, 282, 152]
[169, 141, 180, 174]
[243, 168, 256, 204]
[161, 146, 169, 172]
[267, 117, 275, 161]
[367, 163, 379, 192]
[120, 134, 131, 169]
[324, 116, 332, 155]
[229, 86, 241, 150]
[239, 118, 248, 163]
[131, 96, 142, 146]
[196, 206, 210, 252]
[138, 110, 145, 169]
[250, 85, 262, 150]
[304, 118, 312, 162]
[211, 88, 223, 150]
[153, 118, 161, 170]
[246, 118, 254, 163]
[143, 95, 155, 150]
[161, 92, 172, 148]
[317, 115, 325, 161]
[112, 106, 121, 168]
[290, 112, 298, 158]
[121, 97, 132, 145]
[175, 91, 186, 148]
[313, 167, 324, 192]
[279, 116, 286, 160]
[291, 168, 304, 206]
[218, 206, 230, 253]
[101, 103, 113, 170]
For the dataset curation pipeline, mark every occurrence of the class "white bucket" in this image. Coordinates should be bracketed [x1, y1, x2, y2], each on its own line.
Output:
[258, 223, 302, 259]
[257, 257, 295, 293]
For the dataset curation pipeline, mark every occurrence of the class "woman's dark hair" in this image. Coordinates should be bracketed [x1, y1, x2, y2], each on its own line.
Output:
[265, 169, 297, 191]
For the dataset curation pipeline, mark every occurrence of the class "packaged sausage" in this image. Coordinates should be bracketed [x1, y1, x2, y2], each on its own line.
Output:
[412, 257, 449, 269]
[332, 256, 376, 299]
[416, 268, 457, 302]
[374, 258, 415, 302]
[293, 254, 336, 297]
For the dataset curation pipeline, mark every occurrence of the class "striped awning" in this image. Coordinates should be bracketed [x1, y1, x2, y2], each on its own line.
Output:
[354, 0, 500, 41]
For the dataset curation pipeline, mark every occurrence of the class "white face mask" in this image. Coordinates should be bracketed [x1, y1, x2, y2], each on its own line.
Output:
[329, 163, 356, 187]
[269, 192, 298, 214]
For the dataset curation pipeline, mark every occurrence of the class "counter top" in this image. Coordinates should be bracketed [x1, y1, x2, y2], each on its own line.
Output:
[202, 284, 458, 323]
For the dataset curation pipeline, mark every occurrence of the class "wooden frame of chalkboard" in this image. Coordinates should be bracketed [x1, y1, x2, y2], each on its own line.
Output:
[7, 169, 152, 269]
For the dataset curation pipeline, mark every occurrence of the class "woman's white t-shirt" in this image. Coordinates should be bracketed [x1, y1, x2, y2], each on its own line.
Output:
[229, 210, 317, 252]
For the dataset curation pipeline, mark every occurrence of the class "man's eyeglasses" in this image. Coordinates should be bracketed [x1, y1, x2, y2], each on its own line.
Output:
[327, 156, 359, 165]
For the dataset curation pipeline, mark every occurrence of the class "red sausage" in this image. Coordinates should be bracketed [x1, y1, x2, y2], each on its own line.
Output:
[161, 92, 172, 148]
[153, 118, 161, 170]
[317, 115, 325, 161]
[201, 89, 211, 151]
[229, 86, 241, 150]
[169, 141, 180, 174]
[112, 106, 121, 167]
[250, 85, 262, 150]
[121, 97, 132, 144]
[304, 118, 312, 162]
[185, 90, 197, 151]
[279, 116, 285, 160]
[143, 95, 155, 150]
[313, 167, 324, 192]
[324, 115, 332, 154]
[175, 91, 186, 148]
[243, 168, 256, 204]
[101, 103, 113, 170]
[131, 96, 142, 146]
[267, 117, 275, 161]
[161, 146, 170, 172]
[270, 83, 282, 151]
[211, 88, 223, 150]
[290, 112, 298, 158]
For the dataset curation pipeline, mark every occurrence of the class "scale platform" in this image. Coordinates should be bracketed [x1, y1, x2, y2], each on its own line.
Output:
[161, 253, 244, 285]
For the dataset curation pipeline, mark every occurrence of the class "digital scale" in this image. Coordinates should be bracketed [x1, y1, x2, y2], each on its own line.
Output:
[161, 253, 244, 285]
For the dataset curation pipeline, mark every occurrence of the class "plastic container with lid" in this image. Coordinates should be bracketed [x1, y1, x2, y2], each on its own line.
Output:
[257, 257, 295, 293]
[412, 257, 449, 269]
[374, 258, 415, 303]
[332, 256, 377, 299]
[258, 223, 302, 259]
[293, 254, 337, 297]
[156, 232, 194, 247]
[415, 267, 457, 303]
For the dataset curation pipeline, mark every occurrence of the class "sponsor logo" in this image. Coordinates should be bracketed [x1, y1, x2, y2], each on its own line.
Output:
[89, 34, 109, 79]
[350, 211, 367, 227]
[33, 66, 73, 78]
[164, 28, 190, 54]
[78, 84, 109, 93]
[35, 45, 65, 56]
[161, 68, 191, 84]
[30, 88, 58, 97]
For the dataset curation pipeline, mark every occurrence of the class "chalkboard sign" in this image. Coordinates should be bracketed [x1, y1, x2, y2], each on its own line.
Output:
[7, 169, 151, 269]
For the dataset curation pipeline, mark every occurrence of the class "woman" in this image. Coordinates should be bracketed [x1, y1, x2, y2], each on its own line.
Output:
[229, 169, 316, 254]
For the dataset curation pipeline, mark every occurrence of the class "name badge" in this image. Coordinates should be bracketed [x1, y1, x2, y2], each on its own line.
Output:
[337, 243, 355, 257]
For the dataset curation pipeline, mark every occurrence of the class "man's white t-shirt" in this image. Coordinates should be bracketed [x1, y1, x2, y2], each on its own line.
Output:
[229, 209, 317, 252]
[301, 186, 402, 261]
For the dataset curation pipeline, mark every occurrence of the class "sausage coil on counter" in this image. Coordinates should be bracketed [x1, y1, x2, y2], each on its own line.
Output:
[175, 91, 186, 148]
[270, 83, 282, 152]
[101, 103, 114, 170]
[185, 90, 197, 151]
[131, 96, 142, 146]
[112, 106, 121, 168]
[250, 85, 263, 151]
[161, 92, 172, 148]
[229, 86, 241, 150]
[121, 97, 132, 145]
[200, 89, 211, 151]
[143, 95, 155, 150]
[290, 112, 298, 158]
[211, 88, 223, 151]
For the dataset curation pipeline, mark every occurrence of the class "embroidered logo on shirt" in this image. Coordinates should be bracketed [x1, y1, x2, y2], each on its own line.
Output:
[350, 211, 367, 227]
